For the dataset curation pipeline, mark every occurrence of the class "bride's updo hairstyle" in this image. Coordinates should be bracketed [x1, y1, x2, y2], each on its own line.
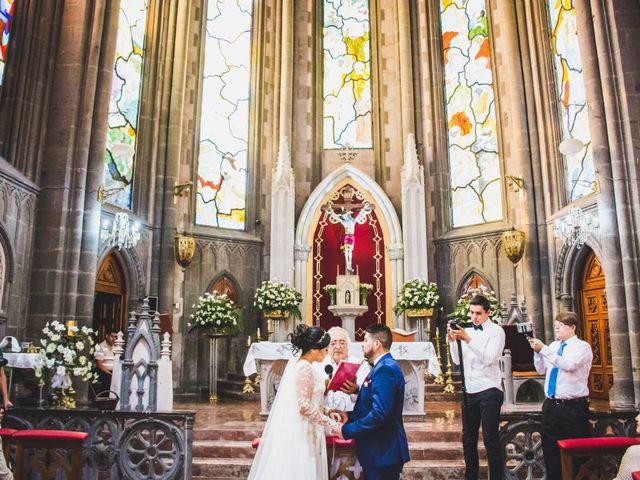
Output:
[289, 324, 330, 355]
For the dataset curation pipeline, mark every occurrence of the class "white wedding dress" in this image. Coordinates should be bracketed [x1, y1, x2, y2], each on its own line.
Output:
[248, 357, 341, 480]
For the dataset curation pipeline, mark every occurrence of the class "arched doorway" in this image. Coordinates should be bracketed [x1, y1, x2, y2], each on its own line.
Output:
[579, 251, 612, 400]
[93, 252, 127, 340]
[209, 275, 238, 303]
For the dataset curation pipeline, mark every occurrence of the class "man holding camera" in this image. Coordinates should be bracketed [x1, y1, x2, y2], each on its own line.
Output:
[448, 295, 505, 480]
[529, 312, 593, 480]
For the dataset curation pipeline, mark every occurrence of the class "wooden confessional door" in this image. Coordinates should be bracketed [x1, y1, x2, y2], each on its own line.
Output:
[580, 252, 612, 400]
[93, 253, 127, 340]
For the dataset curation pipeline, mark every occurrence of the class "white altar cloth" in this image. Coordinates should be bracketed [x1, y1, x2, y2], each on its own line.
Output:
[243, 341, 440, 376]
[243, 341, 440, 417]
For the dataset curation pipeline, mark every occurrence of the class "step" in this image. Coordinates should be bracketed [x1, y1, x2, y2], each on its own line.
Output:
[192, 458, 252, 478]
[193, 440, 255, 459]
[194, 427, 264, 441]
[191, 458, 485, 480]
[217, 389, 261, 401]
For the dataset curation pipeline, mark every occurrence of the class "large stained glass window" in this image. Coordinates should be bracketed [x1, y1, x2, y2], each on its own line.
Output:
[547, 0, 595, 201]
[104, 0, 148, 209]
[196, 0, 253, 229]
[441, 0, 503, 228]
[323, 0, 372, 149]
[0, 0, 15, 85]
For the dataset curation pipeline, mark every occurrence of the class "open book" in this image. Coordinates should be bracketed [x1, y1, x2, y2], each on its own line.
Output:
[391, 328, 418, 342]
[327, 360, 362, 392]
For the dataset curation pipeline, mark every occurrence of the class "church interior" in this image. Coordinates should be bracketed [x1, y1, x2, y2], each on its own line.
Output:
[0, 0, 639, 478]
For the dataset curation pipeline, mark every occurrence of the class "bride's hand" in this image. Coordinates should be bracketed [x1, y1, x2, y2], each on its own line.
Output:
[329, 412, 342, 422]
[331, 424, 344, 439]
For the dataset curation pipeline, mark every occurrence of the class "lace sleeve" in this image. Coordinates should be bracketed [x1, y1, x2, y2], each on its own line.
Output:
[296, 362, 341, 431]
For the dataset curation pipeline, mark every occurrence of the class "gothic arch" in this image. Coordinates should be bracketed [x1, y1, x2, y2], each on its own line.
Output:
[0, 223, 14, 313]
[456, 269, 494, 298]
[554, 237, 603, 309]
[97, 247, 144, 305]
[294, 164, 403, 325]
[206, 271, 242, 307]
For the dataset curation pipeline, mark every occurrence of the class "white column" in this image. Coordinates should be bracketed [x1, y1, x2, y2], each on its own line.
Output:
[386, 243, 405, 329]
[294, 243, 312, 324]
[401, 134, 429, 281]
[269, 136, 295, 285]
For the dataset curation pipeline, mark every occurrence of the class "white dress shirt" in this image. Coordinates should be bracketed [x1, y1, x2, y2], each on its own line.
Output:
[316, 355, 369, 411]
[94, 340, 115, 371]
[534, 334, 592, 400]
[450, 320, 505, 394]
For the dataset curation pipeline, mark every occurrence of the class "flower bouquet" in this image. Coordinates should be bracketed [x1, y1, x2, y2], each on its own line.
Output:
[188, 292, 240, 337]
[324, 284, 337, 305]
[448, 287, 503, 325]
[393, 278, 439, 316]
[254, 280, 302, 319]
[36, 321, 98, 408]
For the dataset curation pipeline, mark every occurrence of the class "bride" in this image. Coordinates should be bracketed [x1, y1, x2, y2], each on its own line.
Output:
[248, 324, 343, 479]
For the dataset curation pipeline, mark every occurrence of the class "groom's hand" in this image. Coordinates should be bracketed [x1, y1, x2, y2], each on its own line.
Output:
[331, 425, 344, 439]
[340, 379, 359, 395]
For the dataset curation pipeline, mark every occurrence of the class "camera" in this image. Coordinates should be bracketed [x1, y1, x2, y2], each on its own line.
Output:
[0, 357, 7, 368]
[450, 321, 461, 331]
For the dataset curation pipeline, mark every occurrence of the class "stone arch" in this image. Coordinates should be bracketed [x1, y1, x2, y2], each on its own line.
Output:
[456, 269, 495, 298]
[97, 246, 145, 307]
[554, 237, 603, 310]
[0, 223, 14, 313]
[294, 164, 403, 325]
[206, 271, 243, 307]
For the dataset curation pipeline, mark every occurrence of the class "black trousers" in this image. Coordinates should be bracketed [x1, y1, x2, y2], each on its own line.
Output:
[541, 398, 590, 480]
[462, 387, 504, 480]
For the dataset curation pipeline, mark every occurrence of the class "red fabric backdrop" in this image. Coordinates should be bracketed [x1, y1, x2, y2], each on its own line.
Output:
[311, 186, 386, 341]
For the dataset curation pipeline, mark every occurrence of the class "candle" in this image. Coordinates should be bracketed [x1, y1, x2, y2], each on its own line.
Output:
[246, 335, 252, 347]
[257, 328, 261, 340]
[66, 320, 78, 336]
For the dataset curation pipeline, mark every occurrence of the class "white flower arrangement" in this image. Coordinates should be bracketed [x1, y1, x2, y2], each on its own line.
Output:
[359, 283, 374, 294]
[254, 280, 302, 319]
[448, 287, 503, 324]
[393, 278, 440, 316]
[188, 291, 240, 334]
[35, 321, 97, 388]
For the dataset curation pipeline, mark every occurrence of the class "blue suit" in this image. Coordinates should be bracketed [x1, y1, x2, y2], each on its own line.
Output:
[342, 352, 410, 480]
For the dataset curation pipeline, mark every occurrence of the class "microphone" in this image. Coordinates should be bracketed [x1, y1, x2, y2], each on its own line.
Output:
[324, 364, 334, 380]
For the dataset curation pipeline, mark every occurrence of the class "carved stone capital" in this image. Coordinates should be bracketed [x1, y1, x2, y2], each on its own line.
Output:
[386, 243, 404, 261]
[294, 243, 312, 261]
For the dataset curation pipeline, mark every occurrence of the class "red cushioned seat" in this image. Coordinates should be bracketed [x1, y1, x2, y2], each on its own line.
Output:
[12, 430, 88, 442]
[0, 429, 16, 437]
[631, 472, 640, 480]
[557, 437, 640, 451]
[326, 436, 355, 447]
[251, 436, 356, 449]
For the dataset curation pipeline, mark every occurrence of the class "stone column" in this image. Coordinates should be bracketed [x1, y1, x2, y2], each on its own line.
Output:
[386, 243, 405, 329]
[401, 134, 428, 281]
[575, 0, 638, 407]
[27, 0, 118, 336]
[294, 243, 312, 324]
[269, 137, 295, 285]
[396, 0, 415, 141]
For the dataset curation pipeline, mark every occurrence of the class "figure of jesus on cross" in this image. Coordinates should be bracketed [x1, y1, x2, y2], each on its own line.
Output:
[322, 193, 375, 274]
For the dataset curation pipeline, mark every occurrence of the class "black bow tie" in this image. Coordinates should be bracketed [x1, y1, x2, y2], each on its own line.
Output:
[473, 324, 484, 331]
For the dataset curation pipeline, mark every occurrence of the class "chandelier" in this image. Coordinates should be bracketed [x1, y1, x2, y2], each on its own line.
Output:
[101, 212, 141, 250]
[553, 207, 599, 248]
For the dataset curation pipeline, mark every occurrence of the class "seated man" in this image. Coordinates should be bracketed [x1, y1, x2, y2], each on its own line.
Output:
[94, 329, 117, 393]
[318, 326, 369, 412]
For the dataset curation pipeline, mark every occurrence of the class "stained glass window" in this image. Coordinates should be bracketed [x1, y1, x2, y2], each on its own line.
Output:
[547, 0, 595, 201]
[440, 0, 503, 227]
[0, 0, 15, 85]
[323, 0, 372, 149]
[196, 0, 253, 229]
[104, 0, 148, 209]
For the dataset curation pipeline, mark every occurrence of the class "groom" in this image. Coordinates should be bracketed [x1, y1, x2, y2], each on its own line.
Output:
[338, 323, 410, 480]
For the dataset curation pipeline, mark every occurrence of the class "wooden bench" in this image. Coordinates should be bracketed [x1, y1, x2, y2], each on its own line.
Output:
[12, 429, 89, 480]
[558, 437, 640, 480]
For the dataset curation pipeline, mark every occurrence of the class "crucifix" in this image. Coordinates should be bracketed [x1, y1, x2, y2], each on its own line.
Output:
[322, 186, 375, 274]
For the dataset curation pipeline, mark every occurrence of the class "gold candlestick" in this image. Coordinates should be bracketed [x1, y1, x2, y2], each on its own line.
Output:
[443, 339, 456, 394]
[243, 376, 255, 394]
[433, 324, 444, 385]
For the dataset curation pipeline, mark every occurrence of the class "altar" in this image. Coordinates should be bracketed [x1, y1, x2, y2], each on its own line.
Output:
[243, 341, 440, 418]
